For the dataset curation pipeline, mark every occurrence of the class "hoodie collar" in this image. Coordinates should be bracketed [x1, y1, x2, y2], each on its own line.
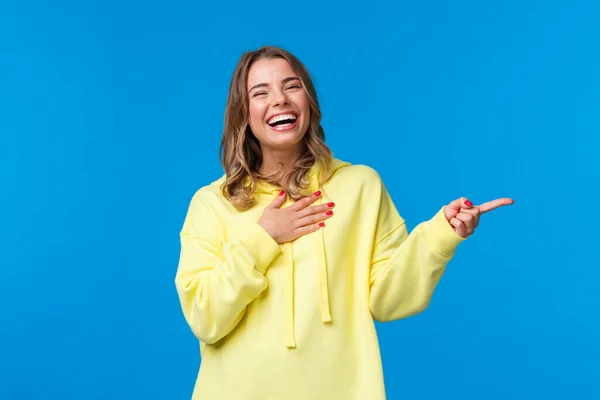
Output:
[252, 157, 350, 195]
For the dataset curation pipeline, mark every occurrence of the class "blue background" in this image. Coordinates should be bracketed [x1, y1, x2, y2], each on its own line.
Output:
[1, 0, 598, 399]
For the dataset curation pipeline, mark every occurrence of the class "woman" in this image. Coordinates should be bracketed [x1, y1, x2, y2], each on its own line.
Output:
[175, 46, 513, 399]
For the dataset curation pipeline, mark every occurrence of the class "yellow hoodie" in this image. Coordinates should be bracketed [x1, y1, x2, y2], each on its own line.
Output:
[175, 158, 465, 399]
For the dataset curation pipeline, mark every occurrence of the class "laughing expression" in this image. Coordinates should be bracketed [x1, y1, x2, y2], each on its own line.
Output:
[247, 58, 310, 153]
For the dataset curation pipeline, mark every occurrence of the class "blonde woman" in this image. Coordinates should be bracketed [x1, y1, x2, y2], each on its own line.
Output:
[175, 46, 513, 399]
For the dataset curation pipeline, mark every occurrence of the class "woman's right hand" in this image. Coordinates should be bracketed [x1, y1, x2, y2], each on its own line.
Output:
[258, 190, 335, 244]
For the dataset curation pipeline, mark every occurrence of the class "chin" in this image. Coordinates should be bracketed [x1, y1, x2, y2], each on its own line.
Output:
[264, 124, 307, 147]
[266, 134, 305, 150]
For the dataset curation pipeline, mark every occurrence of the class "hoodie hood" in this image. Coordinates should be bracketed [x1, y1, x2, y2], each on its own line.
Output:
[253, 158, 351, 348]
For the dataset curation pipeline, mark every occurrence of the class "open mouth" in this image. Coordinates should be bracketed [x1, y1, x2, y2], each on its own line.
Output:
[267, 113, 298, 131]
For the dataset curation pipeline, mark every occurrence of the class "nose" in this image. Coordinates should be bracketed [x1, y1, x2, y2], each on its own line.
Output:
[271, 89, 289, 107]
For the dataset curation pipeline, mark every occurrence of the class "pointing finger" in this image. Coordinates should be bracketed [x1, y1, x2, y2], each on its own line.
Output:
[459, 206, 481, 218]
[478, 198, 514, 214]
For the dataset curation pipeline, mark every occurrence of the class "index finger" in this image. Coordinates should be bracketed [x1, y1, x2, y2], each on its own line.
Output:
[478, 198, 514, 214]
[288, 190, 322, 211]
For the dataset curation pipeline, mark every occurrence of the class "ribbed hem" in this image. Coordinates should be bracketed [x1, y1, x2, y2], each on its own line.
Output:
[420, 207, 466, 256]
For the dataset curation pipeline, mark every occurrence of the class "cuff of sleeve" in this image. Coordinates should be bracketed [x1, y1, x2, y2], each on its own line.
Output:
[420, 207, 466, 256]
[239, 222, 282, 274]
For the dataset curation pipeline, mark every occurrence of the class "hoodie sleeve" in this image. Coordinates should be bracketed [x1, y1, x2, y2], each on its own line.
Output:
[175, 192, 282, 344]
[368, 180, 466, 322]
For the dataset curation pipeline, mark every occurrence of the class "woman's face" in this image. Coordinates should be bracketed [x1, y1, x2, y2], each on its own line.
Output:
[246, 58, 310, 154]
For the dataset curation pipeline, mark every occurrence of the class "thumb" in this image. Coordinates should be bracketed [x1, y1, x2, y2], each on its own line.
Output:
[269, 190, 287, 209]
[444, 197, 472, 219]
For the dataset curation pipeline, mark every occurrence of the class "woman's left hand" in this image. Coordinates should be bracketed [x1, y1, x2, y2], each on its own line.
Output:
[444, 197, 514, 238]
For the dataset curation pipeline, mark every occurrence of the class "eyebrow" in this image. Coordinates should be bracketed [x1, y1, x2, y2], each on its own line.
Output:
[248, 77, 301, 93]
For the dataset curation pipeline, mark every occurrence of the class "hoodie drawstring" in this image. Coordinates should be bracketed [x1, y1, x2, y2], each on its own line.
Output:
[283, 184, 333, 348]
[311, 180, 332, 325]
[315, 195, 332, 324]
[285, 242, 296, 348]
[257, 160, 349, 349]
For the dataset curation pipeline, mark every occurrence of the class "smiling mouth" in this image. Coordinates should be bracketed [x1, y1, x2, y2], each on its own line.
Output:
[267, 113, 298, 131]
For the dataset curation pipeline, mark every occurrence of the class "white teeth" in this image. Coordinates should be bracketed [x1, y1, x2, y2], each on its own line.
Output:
[268, 114, 297, 124]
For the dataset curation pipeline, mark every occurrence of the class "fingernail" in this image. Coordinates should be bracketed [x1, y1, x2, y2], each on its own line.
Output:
[314, 191, 321, 196]
[327, 202, 335, 207]
[279, 190, 285, 196]
[326, 210, 333, 215]
[465, 200, 472, 207]
[319, 222, 325, 227]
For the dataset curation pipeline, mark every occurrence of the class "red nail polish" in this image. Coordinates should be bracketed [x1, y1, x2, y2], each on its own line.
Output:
[279, 190, 285, 196]
[315, 191, 321, 196]
[326, 210, 333, 215]
[327, 202, 335, 207]
[465, 200, 472, 207]
[319, 222, 325, 227]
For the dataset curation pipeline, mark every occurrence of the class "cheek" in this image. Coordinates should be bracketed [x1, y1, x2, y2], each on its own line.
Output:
[301, 100, 311, 126]
[294, 93, 311, 124]
[249, 102, 266, 126]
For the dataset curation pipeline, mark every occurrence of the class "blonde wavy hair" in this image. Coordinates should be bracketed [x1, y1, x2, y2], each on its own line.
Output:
[219, 46, 333, 211]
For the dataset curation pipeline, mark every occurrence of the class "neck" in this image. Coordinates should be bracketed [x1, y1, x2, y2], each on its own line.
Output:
[259, 144, 304, 179]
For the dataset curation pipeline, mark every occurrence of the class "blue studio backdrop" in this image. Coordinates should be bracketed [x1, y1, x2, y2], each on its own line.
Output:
[1, 1, 599, 399]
